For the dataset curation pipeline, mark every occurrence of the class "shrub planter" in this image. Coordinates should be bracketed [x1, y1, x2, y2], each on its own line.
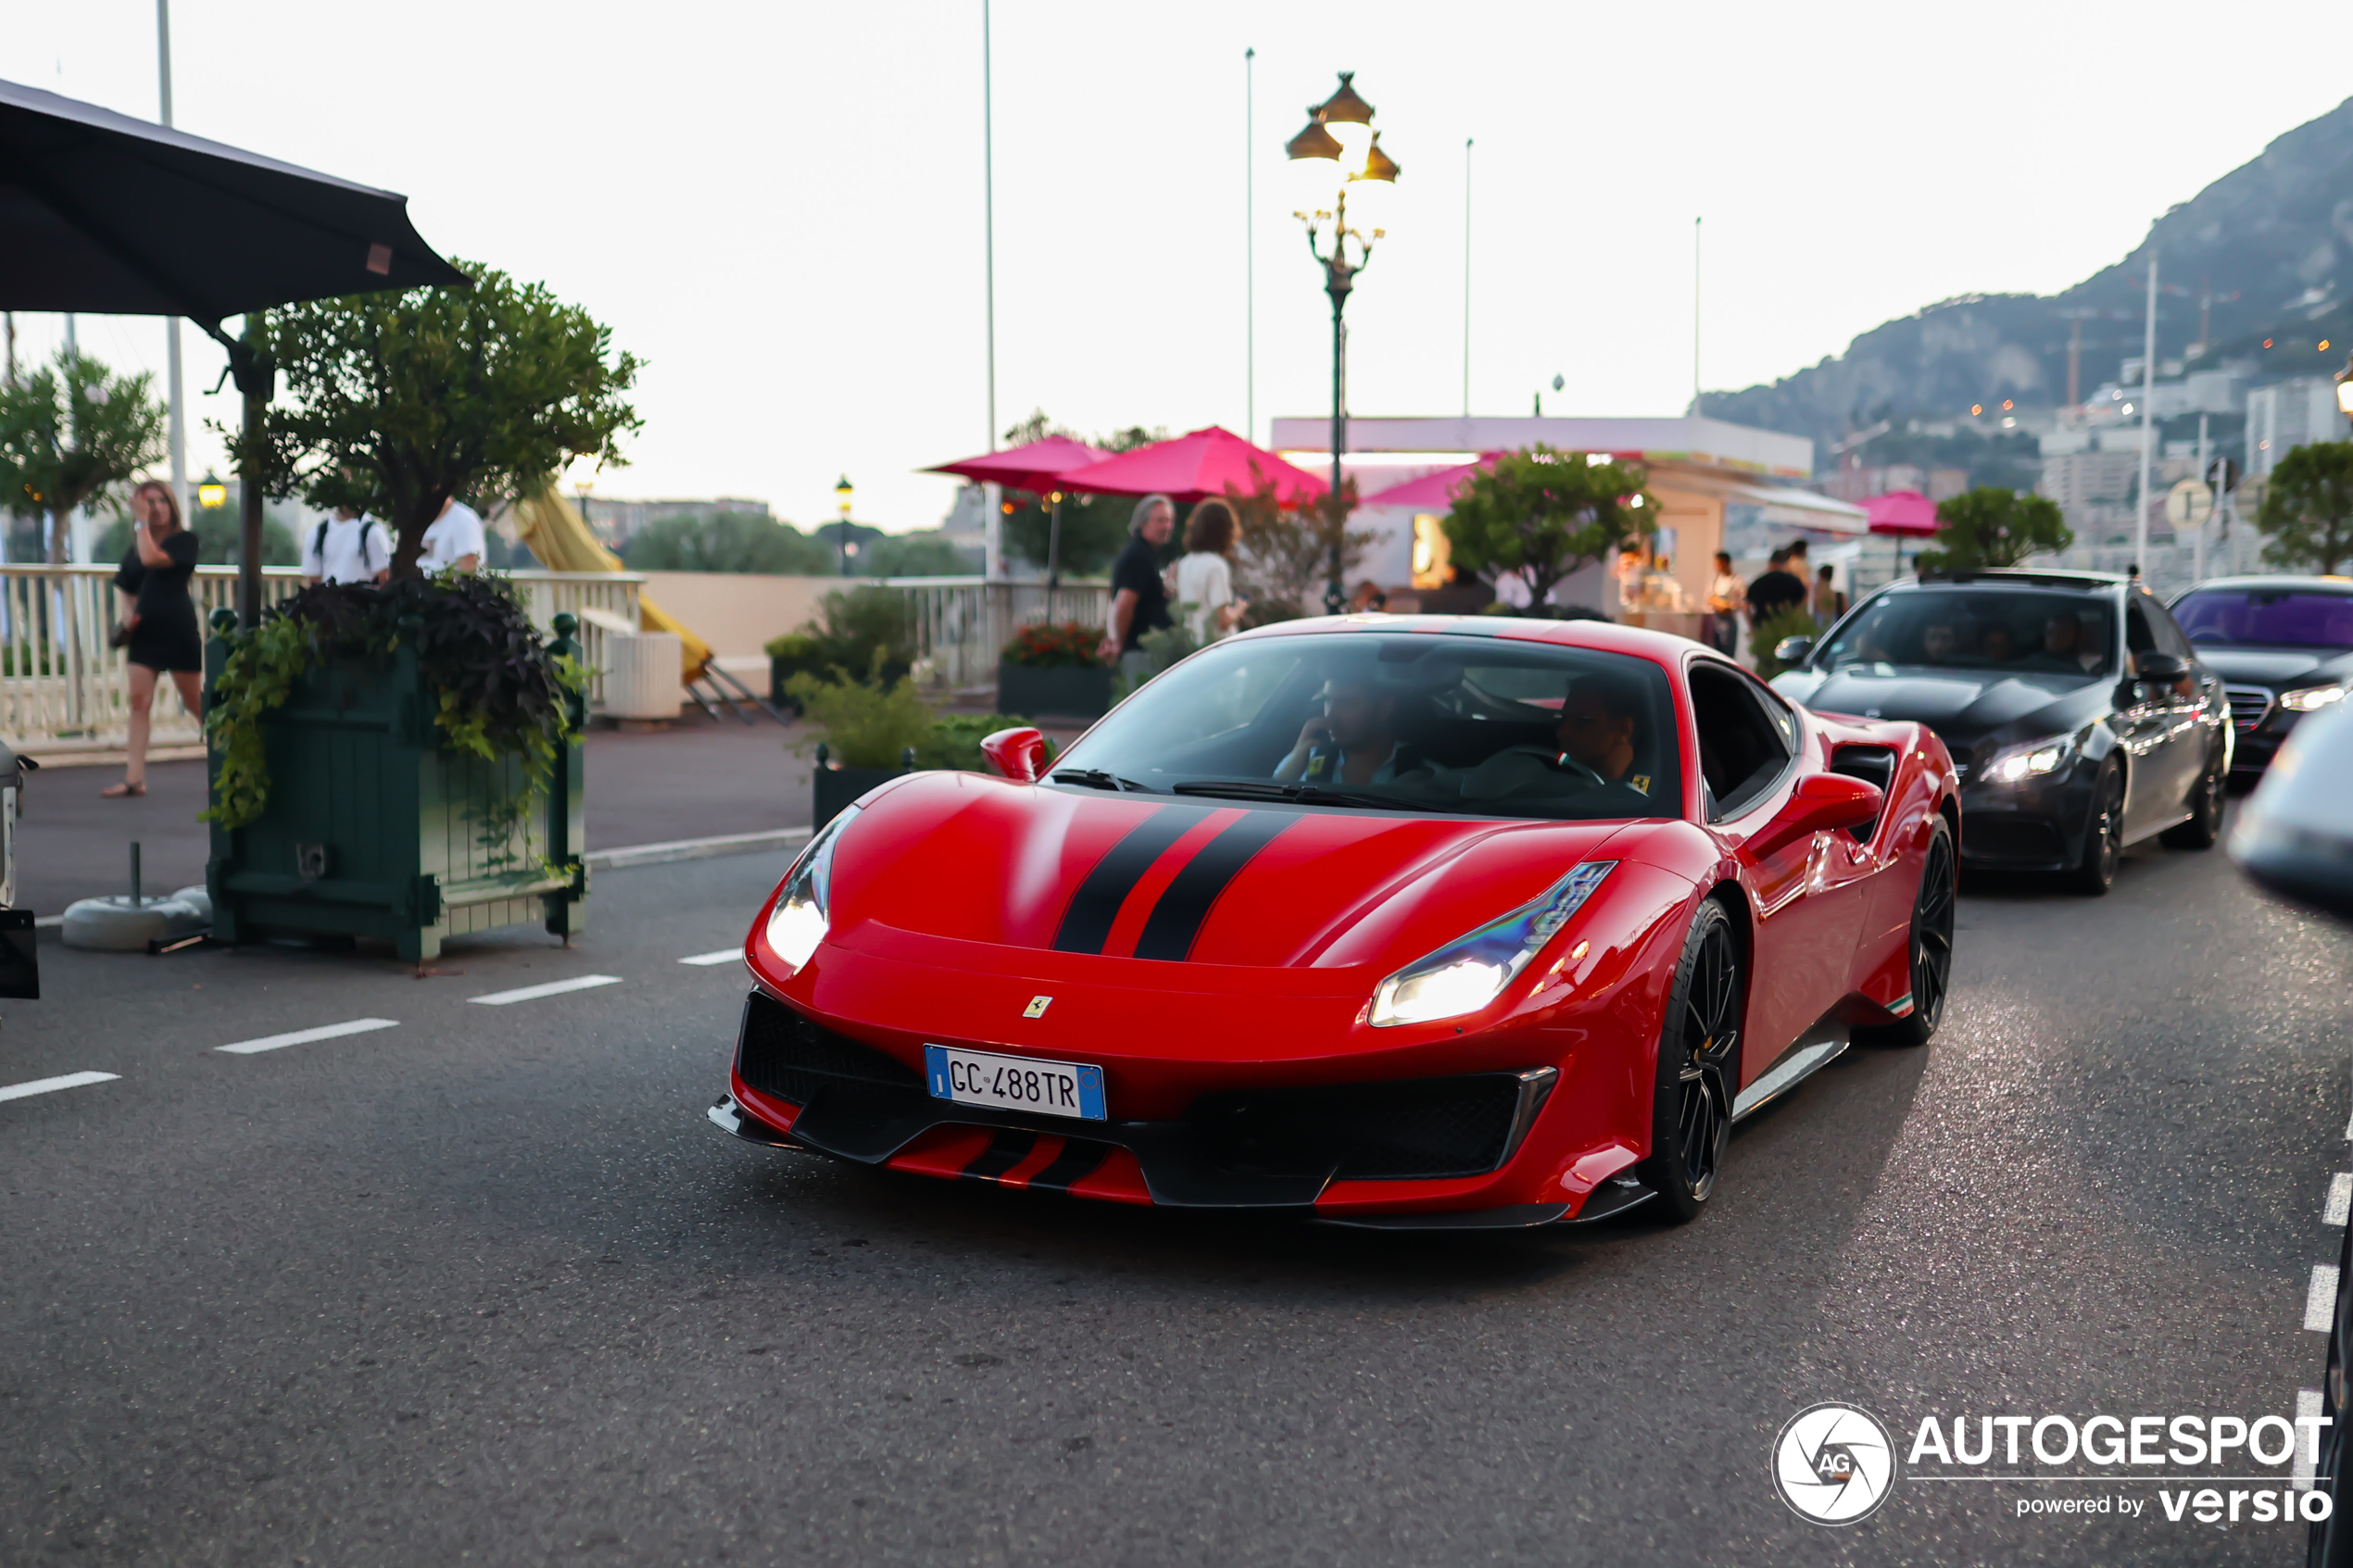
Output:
[812, 745, 916, 832]
[997, 661, 1114, 722]
[204, 613, 586, 963]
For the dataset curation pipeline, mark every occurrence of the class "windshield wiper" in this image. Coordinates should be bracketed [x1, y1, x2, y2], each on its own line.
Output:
[1172, 779, 1451, 811]
[1050, 768, 1155, 793]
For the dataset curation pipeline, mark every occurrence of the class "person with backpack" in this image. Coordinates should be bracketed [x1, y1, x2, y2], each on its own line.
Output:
[301, 506, 392, 586]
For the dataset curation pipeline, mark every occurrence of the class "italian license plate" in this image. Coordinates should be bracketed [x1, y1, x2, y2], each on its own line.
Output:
[924, 1045, 1106, 1122]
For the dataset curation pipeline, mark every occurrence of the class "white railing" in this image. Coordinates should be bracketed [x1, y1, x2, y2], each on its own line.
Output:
[885, 576, 1112, 688]
[0, 566, 644, 755]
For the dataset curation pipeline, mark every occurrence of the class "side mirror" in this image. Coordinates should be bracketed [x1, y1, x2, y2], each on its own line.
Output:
[979, 726, 1046, 783]
[1773, 634, 1816, 666]
[2133, 651, 2189, 684]
[1743, 772, 1884, 860]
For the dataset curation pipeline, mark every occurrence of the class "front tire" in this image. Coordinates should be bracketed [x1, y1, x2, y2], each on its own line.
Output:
[2067, 759, 2123, 897]
[1856, 819, 1954, 1049]
[1637, 899, 1744, 1224]
[2160, 741, 2226, 849]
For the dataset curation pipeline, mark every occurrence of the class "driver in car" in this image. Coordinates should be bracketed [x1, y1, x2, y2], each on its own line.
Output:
[2029, 610, 2106, 673]
[1459, 672, 1658, 810]
[1274, 678, 1428, 787]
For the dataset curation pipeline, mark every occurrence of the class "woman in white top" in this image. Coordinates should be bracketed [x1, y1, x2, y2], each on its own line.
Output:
[1170, 498, 1247, 644]
[419, 495, 486, 573]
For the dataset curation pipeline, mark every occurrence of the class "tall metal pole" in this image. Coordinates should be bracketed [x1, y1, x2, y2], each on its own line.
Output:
[2134, 249, 2158, 576]
[1325, 193, 1351, 617]
[2194, 412, 2208, 583]
[157, 0, 186, 521]
[1692, 217, 1703, 416]
[982, 0, 996, 454]
[1462, 138, 1473, 418]
[1245, 47, 1254, 443]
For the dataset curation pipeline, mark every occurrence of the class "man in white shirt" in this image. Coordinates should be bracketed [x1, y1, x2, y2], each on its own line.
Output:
[418, 496, 485, 573]
[300, 507, 393, 586]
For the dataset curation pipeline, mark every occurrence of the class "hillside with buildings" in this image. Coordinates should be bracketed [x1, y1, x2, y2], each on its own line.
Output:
[1706, 94, 2353, 458]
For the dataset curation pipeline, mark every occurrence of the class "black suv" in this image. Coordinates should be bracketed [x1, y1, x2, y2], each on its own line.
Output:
[1769, 570, 2231, 894]
[2167, 576, 2353, 780]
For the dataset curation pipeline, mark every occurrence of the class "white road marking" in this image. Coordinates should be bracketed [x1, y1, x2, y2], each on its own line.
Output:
[468, 974, 623, 1006]
[217, 1017, 399, 1055]
[679, 949, 741, 967]
[2296, 1388, 2324, 1490]
[0, 1070, 119, 1103]
[2308, 1265, 2340, 1333]
[2328, 1174, 2352, 1227]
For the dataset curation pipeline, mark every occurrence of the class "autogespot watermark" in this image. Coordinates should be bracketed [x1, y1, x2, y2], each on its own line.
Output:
[1772, 1403, 2336, 1527]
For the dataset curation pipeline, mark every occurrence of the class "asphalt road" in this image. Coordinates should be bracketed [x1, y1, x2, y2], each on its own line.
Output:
[1, 818, 2347, 1566]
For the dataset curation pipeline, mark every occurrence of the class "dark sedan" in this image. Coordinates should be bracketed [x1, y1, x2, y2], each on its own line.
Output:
[1770, 570, 2231, 894]
[2168, 576, 2353, 780]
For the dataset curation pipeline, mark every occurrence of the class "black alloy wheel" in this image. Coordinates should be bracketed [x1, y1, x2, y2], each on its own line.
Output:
[2068, 759, 2124, 897]
[2161, 742, 2227, 850]
[1857, 819, 1954, 1048]
[1639, 899, 1743, 1223]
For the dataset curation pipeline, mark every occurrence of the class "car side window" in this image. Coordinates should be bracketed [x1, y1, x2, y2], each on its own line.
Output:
[2147, 595, 2197, 661]
[1688, 662, 1793, 820]
[2125, 599, 2158, 670]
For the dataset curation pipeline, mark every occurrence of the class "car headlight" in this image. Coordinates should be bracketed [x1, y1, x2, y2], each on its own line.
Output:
[1980, 732, 2079, 785]
[2282, 684, 2348, 713]
[763, 806, 860, 970]
[1369, 861, 1616, 1028]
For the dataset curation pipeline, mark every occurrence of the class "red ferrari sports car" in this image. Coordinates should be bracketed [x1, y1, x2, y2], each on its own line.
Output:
[711, 615, 1957, 1228]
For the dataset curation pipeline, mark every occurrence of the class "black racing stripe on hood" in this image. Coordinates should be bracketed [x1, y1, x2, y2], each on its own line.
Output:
[1051, 805, 1215, 953]
[1131, 810, 1297, 961]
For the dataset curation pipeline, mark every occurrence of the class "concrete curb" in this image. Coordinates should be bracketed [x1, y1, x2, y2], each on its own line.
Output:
[585, 826, 813, 872]
[26, 827, 811, 930]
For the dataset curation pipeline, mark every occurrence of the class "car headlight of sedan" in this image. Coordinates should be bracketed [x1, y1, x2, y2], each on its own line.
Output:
[2281, 684, 2349, 713]
[1369, 861, 1616, 1028]
[1981, 731, 2081, 785]
[763, 806, 860, 970]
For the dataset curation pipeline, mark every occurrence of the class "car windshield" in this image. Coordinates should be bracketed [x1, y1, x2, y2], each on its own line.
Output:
[2172, 588, 2353, 650]
[1053, 632, 1684, 822]
[1816, 588, 2115, 679]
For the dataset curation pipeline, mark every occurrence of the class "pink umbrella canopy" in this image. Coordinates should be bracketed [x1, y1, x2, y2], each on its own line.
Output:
[1865, 489, 1943, 537]
[924, 434, 1107, 497]
[1054, 426, 1329, 508]
[1360, 452, 1510, 509]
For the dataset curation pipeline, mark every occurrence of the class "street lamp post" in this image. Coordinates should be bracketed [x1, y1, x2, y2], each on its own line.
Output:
[1286, 73, 1400, 615]
[835, 475, 856, 575]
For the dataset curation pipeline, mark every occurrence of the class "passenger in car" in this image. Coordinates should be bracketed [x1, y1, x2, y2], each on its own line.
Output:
[1273, 679, 1429, 787]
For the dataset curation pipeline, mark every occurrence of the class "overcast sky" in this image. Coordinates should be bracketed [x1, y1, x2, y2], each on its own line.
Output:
[7, 1, 2352, 533]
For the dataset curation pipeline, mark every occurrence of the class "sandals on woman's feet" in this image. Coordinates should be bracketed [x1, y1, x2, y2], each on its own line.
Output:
[101, 781, 145, 798]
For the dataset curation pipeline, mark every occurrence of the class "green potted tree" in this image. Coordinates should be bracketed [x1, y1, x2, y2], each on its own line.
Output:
[203, 583, 585, 960]
[998, 621, 1114, 721]
[200, 263, 638, 960]
[1443, 446, 1655, 615]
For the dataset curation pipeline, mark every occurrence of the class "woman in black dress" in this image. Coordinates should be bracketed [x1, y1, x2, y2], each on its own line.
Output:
[106, 480, 203, 798]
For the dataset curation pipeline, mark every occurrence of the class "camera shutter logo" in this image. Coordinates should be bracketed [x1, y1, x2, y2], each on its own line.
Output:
[1773, 1403, 1898, 1524]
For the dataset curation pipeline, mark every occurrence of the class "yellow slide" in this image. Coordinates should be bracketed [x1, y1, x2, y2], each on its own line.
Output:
[510, 483, 711, 684]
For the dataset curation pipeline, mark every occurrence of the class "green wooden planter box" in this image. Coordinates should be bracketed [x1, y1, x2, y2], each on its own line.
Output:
[204, 614, 587, 962]
[997, 661, 1114, 721]
[813, 759, 910, 832]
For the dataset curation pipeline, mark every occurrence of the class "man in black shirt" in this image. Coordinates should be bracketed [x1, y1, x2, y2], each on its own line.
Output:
[1097, 494, 1177, 668]
[1745, 547, 1808, 628]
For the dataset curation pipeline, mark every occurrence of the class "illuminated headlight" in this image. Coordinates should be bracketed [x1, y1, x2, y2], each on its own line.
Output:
[1369, 861, 1615, 1028]
[2281, 684, 2348, 713]
[763, 806, 859, 971]
[1981, 734, 2077, 785]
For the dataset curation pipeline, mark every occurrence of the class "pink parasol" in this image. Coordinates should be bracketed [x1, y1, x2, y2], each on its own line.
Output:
[924, 434, 1107, 497]
[1865, 490, 1943, 537]
[1360, 452, 1511, 509]
[1054, 426, 1329, 508]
